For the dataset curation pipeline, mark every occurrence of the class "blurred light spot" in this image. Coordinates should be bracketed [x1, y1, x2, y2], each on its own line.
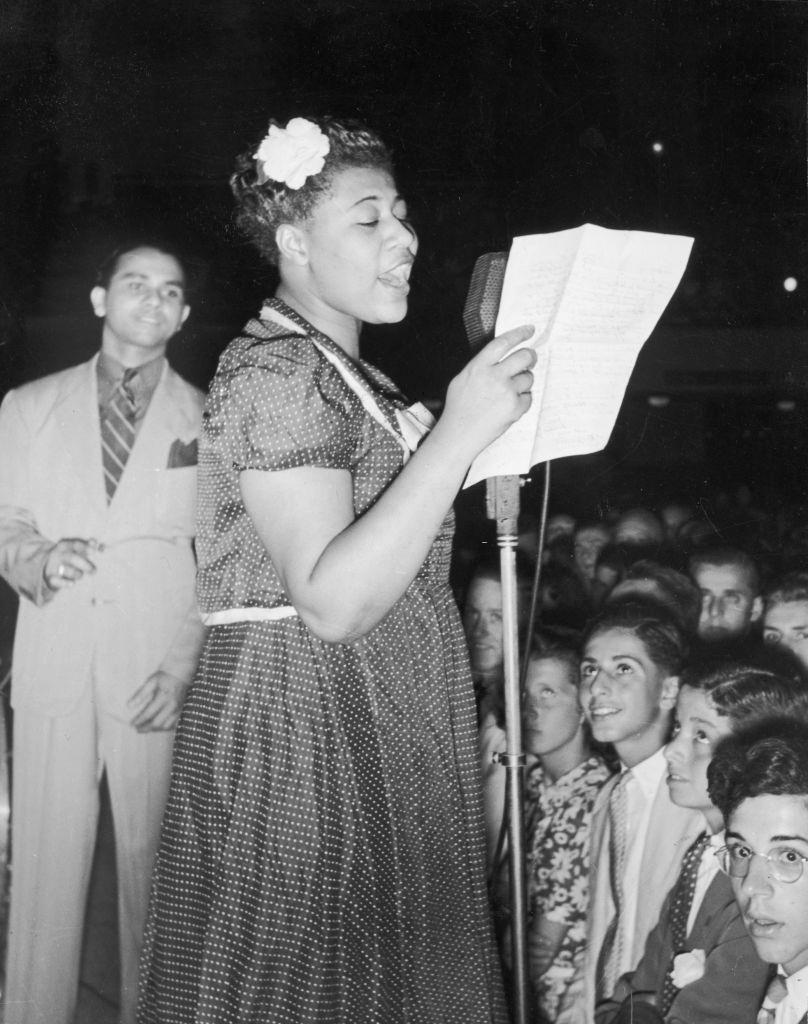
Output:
[777, 399, 797, 412]
[784, 277, 798, 292]
[647, 394, 670, 408]
[652, 141, 664, 154]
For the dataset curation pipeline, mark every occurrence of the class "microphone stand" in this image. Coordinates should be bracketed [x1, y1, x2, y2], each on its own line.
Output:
[464, 249, 532, 1023]
[486, 474, 528, 1024]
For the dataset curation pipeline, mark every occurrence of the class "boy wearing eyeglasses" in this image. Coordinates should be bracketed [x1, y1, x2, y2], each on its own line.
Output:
[597, 662, 807, 1024]
[708, 716, 808, 1024]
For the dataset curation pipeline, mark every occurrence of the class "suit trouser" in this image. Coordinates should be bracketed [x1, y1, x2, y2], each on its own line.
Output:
[3, 692, 175, 1024]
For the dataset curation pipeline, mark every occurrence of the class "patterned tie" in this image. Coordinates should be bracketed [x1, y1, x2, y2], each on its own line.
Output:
[757, 974, 788, 1024]
[597, 770, 632, 1000]
[660, 831, 710, 1014]
[101, 368, 137, 501]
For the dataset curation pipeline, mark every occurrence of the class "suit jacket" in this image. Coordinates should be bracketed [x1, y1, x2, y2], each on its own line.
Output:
[557, 770, 703, 1024]
[600, 869, 769, 1024]
[0, 355, 206, 719]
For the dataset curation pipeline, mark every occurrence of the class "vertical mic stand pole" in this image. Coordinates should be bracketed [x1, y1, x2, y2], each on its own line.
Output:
[486, 473, 528, 1024]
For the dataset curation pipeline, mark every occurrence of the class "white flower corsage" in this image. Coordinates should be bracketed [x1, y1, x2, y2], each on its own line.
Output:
[671, 948, 706, 989]
[254, 118, 330, 190]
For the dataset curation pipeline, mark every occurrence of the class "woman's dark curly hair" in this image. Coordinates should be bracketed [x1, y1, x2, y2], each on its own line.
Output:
[230, 116, 395, 266]
[678, 660, 808, 727]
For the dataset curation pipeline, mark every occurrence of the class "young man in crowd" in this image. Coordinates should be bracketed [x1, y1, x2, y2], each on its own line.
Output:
[573, 521, 612, 595]
[462, 551, 533, 866]
[709, 717, 808, 1024]
[688, 545, 763, 649]
[606, 560, 702, 636]
[763, 571, 808, 674]
[556, 601, 702, 1024]
[612, 508, 665, 553]
[658, 500, 693, 543]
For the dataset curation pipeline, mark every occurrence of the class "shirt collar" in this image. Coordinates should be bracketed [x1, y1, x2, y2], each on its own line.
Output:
[783, 961, 808, 1000]
[622, 745, 667, 798]
[707, 828, 725, 849]
[97, 351, 165, 408]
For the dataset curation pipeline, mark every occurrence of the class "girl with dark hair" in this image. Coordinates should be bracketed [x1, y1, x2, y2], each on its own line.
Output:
[138, 116, 535, 1023]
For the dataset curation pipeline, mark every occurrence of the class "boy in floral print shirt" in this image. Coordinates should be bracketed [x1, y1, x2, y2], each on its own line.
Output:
[522, 643, 612, 1021]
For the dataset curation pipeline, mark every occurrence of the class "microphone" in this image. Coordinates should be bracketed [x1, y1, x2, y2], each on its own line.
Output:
[462, 250, 519, 526]
[462, 251, 508, 351]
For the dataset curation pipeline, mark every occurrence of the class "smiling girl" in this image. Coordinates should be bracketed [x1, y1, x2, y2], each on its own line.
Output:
[138, 117, 536, 1024]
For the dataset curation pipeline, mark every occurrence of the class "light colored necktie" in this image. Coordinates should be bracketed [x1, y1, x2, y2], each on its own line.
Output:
[757, 974, 788, 1024]
[101, 368, 137, 502]
[596, 770, 632, 1000]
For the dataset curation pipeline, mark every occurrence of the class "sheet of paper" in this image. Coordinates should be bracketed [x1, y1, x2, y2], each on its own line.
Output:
[465, 224, 694, 487]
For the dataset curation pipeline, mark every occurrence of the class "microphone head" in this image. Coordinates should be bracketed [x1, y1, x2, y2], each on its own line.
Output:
[463, 251, 508, 350]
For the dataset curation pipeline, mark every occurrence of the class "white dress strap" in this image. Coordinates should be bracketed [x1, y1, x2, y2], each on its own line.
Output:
[312, 340, 432, 460]
[257, 306, 434, 459]
[201, 606, 298, 626]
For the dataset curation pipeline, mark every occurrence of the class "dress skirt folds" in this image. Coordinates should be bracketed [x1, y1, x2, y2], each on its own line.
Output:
[138, 300, 507, 1023]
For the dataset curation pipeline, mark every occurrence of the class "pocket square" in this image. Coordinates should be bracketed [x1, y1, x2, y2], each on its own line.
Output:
[167, 438, 198, 468]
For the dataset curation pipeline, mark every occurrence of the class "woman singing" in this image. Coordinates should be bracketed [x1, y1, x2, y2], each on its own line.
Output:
[139, 116, 535, 1023]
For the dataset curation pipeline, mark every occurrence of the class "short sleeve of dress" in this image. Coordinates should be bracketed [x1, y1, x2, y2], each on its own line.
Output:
[214, 339, 362, 473]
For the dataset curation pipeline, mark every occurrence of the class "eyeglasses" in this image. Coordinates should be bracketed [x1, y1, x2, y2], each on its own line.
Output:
[717, 844, 808, 885]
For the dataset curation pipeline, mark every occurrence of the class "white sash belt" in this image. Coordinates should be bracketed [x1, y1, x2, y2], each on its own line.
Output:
[202, 606, 298, 626]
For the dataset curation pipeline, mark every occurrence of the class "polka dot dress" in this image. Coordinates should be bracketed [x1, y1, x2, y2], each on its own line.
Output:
[138, 299, 508, 1024]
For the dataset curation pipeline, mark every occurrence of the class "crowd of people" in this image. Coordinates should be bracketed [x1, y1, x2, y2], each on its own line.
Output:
[462, 500, 808, 1022]
[0, 110, 807, 1024]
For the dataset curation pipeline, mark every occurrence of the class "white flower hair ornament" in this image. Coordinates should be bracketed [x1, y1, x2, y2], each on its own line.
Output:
[254, 118, 331, 190]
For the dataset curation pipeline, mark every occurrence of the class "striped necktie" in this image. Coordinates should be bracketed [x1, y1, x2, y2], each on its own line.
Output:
[101, 368, 137, 501]
[596, 770, 632, 1000]
[660, 831, 710, 1014]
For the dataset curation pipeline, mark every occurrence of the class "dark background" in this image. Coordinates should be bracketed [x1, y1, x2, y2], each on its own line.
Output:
[1, 0, 806, 512]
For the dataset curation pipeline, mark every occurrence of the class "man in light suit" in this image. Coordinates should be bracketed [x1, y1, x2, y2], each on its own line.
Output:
[0, 242, 206, 1024]
[555, 601, 702, 1024]
[581, 738, 702, 1023]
